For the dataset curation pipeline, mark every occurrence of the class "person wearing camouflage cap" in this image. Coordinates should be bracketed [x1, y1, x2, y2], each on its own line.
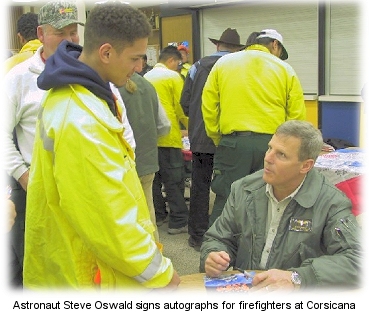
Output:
[4, 1, 85, 288]
[37, 1, 84, 59]
[38, 0, 84, 29]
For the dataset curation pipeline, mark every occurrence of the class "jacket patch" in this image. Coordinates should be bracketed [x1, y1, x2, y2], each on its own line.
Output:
[289, 218, 312, 232]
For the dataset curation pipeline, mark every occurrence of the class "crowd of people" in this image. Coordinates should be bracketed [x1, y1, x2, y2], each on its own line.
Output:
[3, 0, 362, 291]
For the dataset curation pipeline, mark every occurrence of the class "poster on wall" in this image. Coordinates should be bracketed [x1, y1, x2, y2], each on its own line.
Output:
[146, 45, 159, 67]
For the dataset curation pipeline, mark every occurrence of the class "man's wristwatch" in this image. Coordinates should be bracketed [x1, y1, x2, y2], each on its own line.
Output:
[291, 271, 302, 285]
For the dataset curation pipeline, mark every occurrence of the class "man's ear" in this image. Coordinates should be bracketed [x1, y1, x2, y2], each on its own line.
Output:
[301, 159, 315, 174]
[37, 26, 44, 43]
[17, 33, 25, 46]
[99, 43, 112, 63]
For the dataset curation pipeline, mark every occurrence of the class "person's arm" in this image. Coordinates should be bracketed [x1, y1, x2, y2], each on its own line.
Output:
[200, 181, 240, 273]
[156, 96, 171, 137]
[204, 251, 231, 278]
[6, 199, 17, 232]
[110, 84, 136, 151]
[285, 68, 306, 121]
[249, 269, 297, 293]
[293, 204, 362, 289]
[3, 71, 31, 190]
[201, 66, 221, 146]
[172, 75, 188, 129]
[180, 64, 197, 116]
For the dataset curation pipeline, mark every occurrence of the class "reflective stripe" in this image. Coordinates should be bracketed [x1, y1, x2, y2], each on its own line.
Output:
[39, 116, 54, 152]
[133, 247, 162, 283]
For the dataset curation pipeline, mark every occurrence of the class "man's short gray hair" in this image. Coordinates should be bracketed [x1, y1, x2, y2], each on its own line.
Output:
[275, 120, 323, 162]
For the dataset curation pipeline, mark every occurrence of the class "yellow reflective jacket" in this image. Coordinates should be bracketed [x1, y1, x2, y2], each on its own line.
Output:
[4, 39, 42, 74]
[23, 84, 174, 290]
[202, 44, 306, 146]
[144, 63, 188, 148]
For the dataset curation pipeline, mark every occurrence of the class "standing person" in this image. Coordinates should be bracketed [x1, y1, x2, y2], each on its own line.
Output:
[23, 2, 180, 289]
[137, 54, 153, 76]
[180, 28, 245, 251]
[177, 42, 191, 80]
[144, 46, 189, 235]
[200, 120, 361, 291]
[118, 72, 171, 243]
[202, 28, 306, 226]
[4, 12, 41, 73]
[3, 0, 84, 288]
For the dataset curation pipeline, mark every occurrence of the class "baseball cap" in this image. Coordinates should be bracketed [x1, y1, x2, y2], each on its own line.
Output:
[38, 1, 84, 29]
[256, 29, 288, 60]
[178, 44, 189, 54]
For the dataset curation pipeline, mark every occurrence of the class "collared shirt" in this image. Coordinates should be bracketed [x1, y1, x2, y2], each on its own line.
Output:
[260, 176, 306, 269]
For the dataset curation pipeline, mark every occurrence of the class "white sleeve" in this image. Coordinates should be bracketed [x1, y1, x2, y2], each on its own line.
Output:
[110, 84, 136, 151]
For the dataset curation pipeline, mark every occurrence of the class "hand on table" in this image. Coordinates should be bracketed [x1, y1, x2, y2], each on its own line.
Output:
[249, 269, 297, 293]
[205, 251, 230, 278]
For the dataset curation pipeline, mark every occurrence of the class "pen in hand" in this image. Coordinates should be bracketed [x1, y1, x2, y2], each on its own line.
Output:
[236, 268, 254, 279]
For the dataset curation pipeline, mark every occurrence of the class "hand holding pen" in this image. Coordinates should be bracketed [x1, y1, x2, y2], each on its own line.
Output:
[236, 268, 254, 279]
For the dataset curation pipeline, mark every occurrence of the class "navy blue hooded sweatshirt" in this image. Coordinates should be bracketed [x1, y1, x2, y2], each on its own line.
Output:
[37, 40, 116, 116]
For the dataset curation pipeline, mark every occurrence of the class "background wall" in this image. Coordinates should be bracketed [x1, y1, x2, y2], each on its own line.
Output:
[199, 1, 363, 97]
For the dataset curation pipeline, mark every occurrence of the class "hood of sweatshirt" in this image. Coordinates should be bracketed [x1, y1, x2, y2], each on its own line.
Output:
[37, 40, 116, 116]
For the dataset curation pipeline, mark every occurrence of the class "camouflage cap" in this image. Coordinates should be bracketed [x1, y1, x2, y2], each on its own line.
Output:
[38, 1, 84, 29]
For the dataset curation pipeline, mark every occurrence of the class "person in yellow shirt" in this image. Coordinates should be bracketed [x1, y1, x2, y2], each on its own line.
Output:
[178, 43, 191, 80]
[4, 12, 41, 73]
[144, 46, 189, 235]
[202, 29, 306, 226]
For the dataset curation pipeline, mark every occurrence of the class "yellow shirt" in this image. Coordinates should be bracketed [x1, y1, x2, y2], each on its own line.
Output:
[144, 63, 188, 148]
[202, 45, 306, 145]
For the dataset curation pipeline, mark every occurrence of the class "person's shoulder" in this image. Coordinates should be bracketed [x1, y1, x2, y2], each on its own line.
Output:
[133, 72, 157, 93]
[198, 55, 223, 70]
[5, 48, 41, 78]
[232, 170, 265, 191]
[165, 68, 183, 80]
[5, 51, 34, 69]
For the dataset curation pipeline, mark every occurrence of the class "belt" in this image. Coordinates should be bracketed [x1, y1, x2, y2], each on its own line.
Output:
[228, 131, 253, 136]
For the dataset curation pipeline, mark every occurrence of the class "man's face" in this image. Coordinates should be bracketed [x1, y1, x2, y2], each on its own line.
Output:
[168, 57, 182, 72]
[263, 134, 306, 190]
[105, 37, 148, 87]
[180, 49, 188, 63]
[38, 23, 80, 59]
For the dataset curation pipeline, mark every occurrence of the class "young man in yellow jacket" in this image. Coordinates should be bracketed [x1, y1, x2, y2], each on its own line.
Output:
[23, 2, 180, 290]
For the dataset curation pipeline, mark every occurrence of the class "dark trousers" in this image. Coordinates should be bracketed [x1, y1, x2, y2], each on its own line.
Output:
[153, 147, 189, 229]
[8, 176, 26, 288]
[188, 152, 214, 242]
[209, 132, 272, 226]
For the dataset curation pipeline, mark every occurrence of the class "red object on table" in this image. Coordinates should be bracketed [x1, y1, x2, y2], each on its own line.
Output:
[335, 176, 363, 216]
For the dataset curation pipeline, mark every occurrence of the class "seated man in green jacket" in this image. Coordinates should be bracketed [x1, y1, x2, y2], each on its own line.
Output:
[200, 120, 362, 291]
